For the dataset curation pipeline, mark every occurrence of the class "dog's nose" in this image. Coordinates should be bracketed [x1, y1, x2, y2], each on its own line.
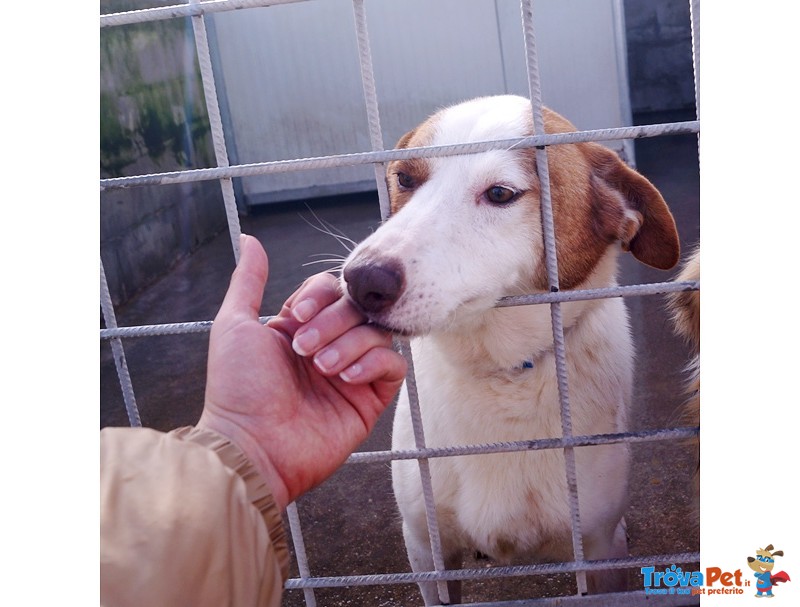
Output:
[343, 259, 405, 314]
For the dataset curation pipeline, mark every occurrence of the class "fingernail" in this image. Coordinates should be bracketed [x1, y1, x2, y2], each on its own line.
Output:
[314, 348, 340, 373]
[292, 328, 319, 356]
[340, 363, 362, 383]
[292, 299, 318, 323]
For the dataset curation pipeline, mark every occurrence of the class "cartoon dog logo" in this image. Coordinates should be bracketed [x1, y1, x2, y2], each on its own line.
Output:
[747, 544, 791, 598]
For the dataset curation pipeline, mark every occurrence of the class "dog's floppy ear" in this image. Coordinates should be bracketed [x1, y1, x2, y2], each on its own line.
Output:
[586, 143, 680, 270]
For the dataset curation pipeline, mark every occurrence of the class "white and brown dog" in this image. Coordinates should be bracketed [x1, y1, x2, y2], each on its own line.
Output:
[341, 95, 680, 604]
[668, 247, 700, 512]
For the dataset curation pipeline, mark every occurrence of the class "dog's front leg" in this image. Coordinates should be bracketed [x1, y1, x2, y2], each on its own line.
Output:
[584, 517, 629, 593]
[401, 519, 463, 605]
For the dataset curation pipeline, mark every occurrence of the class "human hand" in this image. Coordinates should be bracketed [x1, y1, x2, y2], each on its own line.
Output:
[198, 235, 407, 510]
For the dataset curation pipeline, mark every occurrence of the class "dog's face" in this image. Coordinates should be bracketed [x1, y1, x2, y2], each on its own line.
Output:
[747, 547, 783, 573]
[342, 95, 679, 335]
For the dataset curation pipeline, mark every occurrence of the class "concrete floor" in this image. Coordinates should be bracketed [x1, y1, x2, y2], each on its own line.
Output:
[101, 113, 700, 606]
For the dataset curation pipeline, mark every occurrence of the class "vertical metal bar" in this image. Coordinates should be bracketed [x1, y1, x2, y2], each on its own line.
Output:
[204, 13, 249, 214]
[492, 0, 510, 94]
[100, 258, 142, 427]
[519, 0, 588, 595]
[689, 0, 700, 119]
[286, 502, 317, 607]
[351, 0, 391, 219]
[688, 0, 701, 187]
[189, 0, 243, 261]
[610, 0, 636, 166]
[351, 2, 449, 603]
[399, 339, 451, 605]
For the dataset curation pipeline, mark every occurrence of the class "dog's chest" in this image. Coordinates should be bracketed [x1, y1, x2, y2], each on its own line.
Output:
[391, 302, 633, 559]
[393, 349, 572, 554]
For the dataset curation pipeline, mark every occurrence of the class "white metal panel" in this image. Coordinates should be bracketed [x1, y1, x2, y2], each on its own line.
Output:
[210, 0, 634, 205]
[210, 0, 375, 203]
[366, 0, 509, 149]
[496, 0, 634, 160]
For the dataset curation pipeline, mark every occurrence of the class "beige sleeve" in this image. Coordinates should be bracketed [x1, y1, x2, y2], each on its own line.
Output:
[100, 426, 289, 607]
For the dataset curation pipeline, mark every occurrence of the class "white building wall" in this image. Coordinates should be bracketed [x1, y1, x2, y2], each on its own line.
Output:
[209, 0, 633, 206]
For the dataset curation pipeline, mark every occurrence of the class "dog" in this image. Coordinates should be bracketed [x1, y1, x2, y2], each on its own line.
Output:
[747, 544, 791, 598]
[667, 247, 700, 510]
[341, 95, 680, 604]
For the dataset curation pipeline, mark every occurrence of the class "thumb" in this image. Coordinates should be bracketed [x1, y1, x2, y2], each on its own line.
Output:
[217, 234, 269, 322]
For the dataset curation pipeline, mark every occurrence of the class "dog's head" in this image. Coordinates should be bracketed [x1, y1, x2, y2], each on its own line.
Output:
[747, 545, 783, 573]
[342, 95, 679, 335]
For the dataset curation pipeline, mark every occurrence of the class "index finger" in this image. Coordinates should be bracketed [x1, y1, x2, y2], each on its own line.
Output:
[266, 270, 343, 336]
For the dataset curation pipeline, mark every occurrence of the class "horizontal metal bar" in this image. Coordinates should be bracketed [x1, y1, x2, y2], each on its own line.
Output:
[346, 427, 699, 464]
[100, 121, 699, 191]
[100, 0, 310, 28]
[496, 281, 699, 307]
[448, 590, 699, 607]
[100, 319, 215, 340]
[99, 316, 270, 340]
[100, 280, 698, 341]
[283, 551, 700, 589]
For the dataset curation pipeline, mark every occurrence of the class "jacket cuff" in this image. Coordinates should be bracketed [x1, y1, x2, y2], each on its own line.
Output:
[170, 426, 290, 581]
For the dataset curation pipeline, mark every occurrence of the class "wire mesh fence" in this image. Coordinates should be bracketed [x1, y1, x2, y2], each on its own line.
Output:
[100, 1, 700, 605]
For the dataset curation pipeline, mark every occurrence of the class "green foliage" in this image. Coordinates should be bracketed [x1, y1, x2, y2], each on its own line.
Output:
[100, 17, 212, 177]
[100, 92, 136, 177]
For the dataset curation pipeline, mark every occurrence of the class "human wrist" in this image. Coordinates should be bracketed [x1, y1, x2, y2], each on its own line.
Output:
[196, 413, 290, 510]
[169, 425, 291, 579]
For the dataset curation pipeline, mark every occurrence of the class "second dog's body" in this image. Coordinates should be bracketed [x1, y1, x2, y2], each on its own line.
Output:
[668, 247, 700, 511]
[342, 95, 680, 604]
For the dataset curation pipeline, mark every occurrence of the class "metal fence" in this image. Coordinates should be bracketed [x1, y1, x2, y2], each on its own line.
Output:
[100, 1, 701, 605]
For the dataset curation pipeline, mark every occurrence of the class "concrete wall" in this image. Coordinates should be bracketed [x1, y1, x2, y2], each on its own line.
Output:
[624, 0, 697, 115]
[100, 3, 227, 307]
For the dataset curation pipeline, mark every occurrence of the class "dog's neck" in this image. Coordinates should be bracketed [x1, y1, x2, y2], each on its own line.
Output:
[428, 298, 589, 374]
[422, 249, 621, 374]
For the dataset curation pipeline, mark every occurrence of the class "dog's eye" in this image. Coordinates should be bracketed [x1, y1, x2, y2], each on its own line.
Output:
[396, 172, 415, 189]
[485, 186, 518, 205]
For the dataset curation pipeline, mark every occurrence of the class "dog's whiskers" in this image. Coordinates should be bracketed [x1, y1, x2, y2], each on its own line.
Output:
[301, 207, 358, 254]
[302, 257, 346, 272]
